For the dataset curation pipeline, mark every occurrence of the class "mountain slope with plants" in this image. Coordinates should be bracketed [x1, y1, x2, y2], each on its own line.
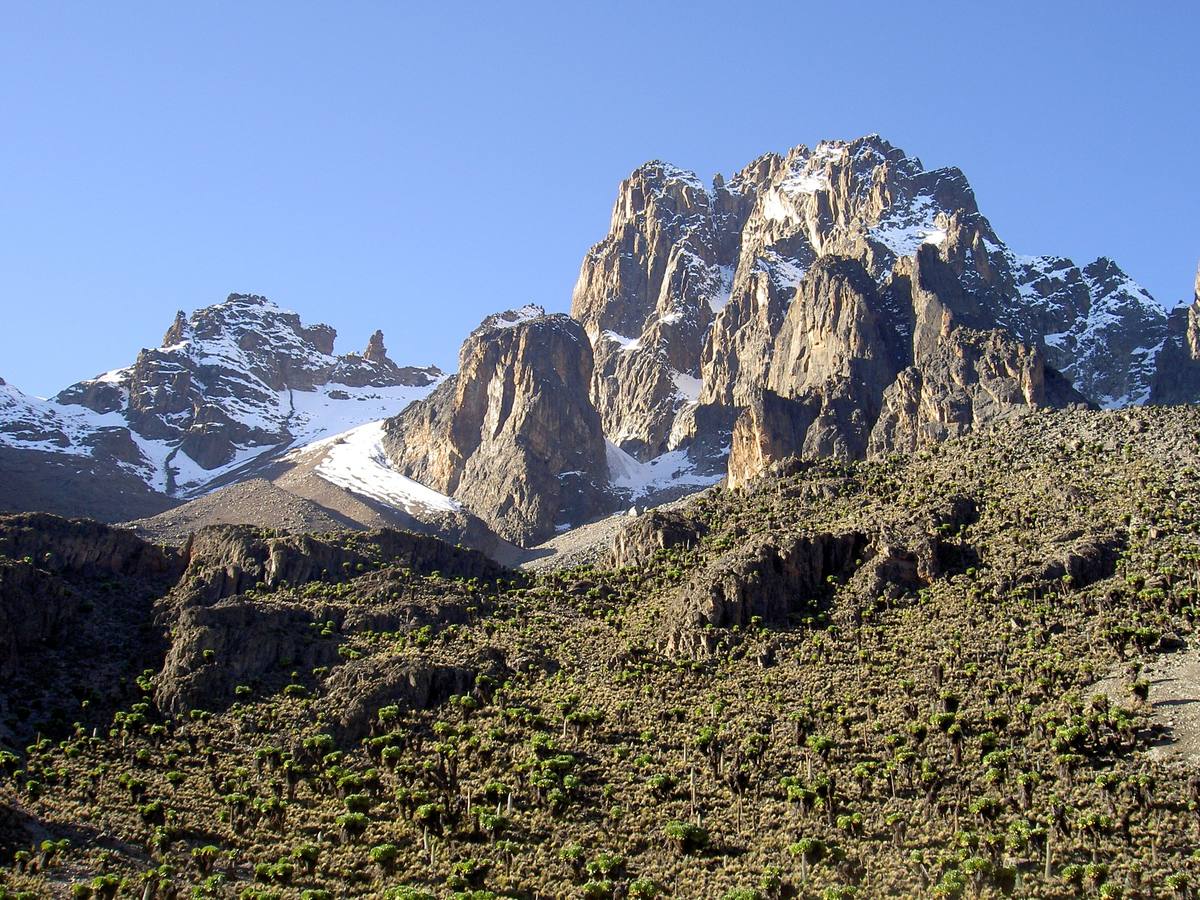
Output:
[2, 403, 1199, 898]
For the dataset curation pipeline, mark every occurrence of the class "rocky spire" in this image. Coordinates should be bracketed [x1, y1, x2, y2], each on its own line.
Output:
[162, 311, 188, 347]
[363, 329, 389, 363]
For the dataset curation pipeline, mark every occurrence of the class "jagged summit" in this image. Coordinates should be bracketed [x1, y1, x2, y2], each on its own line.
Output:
[0, 138, 1194, 553]
[0, 292, 441, 504]
[570, 134, 1175, 485]
[476, 303, 550, 332]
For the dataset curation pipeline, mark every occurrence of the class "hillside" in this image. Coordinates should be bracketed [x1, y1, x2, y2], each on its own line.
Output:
[2, 404, 1199, 898]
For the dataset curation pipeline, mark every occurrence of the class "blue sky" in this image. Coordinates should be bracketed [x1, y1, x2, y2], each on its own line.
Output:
[2, 1, 1196, 396]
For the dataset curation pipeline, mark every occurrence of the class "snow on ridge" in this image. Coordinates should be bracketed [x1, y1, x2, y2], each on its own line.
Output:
[0, 369, 444, 498]
[481, 304, 547, 330]
[756, 251, 807, 291]
[1082, 268, 1166, 319]
[869, 196, 949, 257]
[602, 330, 642, 352]
[654, 162, 707, 193]
[313, 420, 462, 514]
[671, 371, 702, 402]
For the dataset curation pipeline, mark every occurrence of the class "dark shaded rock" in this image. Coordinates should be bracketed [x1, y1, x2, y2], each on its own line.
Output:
[1150, 262, 1200, 404]
[612, 508, 709, 569]
[0, 514, 181, 744]
[0, 557, 79, 681]
[666, 531, 867, 656]
[172, 524, 510, 607]
[154, 597, 339, 715]
[323, 649, 508, 741]
[1016, 530, 1127, 593]
[0, 512, 180, 578]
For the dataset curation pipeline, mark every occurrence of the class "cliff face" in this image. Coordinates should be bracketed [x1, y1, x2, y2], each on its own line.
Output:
[1150, 262, 1200, 405]
[572, 136, 1167, 489]
[570, 163, 748, 460]
[382, 306, 610, 546]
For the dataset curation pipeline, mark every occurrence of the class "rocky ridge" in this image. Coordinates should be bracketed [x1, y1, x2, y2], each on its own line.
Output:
[0, 293, 441, 506]
[571, 135, 1177, 487]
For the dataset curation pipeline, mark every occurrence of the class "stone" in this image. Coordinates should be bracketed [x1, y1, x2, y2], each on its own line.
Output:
[382, 307, 610, 546]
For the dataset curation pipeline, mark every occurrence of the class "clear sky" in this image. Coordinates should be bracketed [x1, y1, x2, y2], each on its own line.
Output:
[2, 1, 1196, 397]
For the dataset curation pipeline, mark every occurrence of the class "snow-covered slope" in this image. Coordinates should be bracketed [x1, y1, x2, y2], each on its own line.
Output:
[300, 420, 462, 516]
[605, 440, 722, 501]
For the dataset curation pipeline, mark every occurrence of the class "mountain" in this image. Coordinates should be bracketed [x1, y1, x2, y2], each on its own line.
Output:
[570, 135, 1172, 486]
[0, 293, 441, 519]
[0, 137, 1194, 551]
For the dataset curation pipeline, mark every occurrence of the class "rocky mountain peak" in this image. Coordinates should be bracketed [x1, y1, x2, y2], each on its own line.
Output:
[3, 292, 441, 501]
[475, 303, 549, 334]
[572, 134, 1180, 489]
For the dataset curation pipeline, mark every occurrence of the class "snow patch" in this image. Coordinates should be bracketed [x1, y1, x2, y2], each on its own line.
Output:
[605, 441, 722, 500]
[313, 420, 462, 514]
[709, 265, 735, 313]
[602, 331, 642, 352]
[756, 251, 807, 291]
[671, 371, 702, 402]
[869, 196, 949, 257]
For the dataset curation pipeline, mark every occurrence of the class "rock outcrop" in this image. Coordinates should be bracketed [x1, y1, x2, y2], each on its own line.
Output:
[382, 306, 610, 546]
[0, 515, 182, 744]
[0, 137, 1189, 534]
[0, 512, 181, 578]
[1150, 262, 1200, 404]
[170, 523, 508, 607]
[665, 531, 867, 656]
[333, 330, 443, 389]
[611, 507, 709, 569]
[323, 650, 508, 741]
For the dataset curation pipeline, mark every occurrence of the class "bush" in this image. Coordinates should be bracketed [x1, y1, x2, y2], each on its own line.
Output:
[664, 820, 708, 854]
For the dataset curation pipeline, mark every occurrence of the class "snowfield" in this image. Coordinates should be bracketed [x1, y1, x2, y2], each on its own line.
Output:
[310, 420, 462, 514]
